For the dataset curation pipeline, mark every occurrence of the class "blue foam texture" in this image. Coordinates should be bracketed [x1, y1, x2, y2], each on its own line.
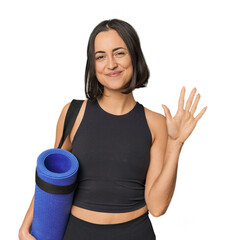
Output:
[31, 148, 79, 240]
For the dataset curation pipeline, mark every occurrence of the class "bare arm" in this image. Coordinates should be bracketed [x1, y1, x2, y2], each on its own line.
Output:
[18, 102, 71, 239]
[145, 87, 207, 217]
[146, 138, 183, 216]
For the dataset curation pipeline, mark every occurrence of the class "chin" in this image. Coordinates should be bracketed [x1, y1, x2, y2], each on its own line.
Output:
[107, 82, 130, 91]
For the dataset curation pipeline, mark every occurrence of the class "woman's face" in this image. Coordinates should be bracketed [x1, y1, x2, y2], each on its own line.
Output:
[94, 29, 133, 92]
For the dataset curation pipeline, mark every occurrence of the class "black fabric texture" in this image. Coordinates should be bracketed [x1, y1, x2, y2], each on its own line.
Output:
[71, 99, 152, 213]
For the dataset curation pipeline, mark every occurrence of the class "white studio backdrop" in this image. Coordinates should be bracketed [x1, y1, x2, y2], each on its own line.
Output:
[0, 0, 225, 239]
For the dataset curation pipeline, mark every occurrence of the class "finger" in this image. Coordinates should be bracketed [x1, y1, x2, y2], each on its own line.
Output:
[185, 87, 197, 112]
[190, 93, 201, 116]
[178, 86, 185, 111]
[162, 104, 173, 120]
[195, 106, 208, 122]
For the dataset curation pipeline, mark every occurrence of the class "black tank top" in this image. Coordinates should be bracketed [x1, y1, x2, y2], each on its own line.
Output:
[71, 99, 152, 213]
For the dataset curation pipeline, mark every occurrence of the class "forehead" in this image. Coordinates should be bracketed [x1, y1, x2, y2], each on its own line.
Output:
[94, 29, 127, 51]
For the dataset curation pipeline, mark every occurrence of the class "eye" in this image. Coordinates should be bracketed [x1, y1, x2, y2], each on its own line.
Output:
[96, 56, 102, 60]
[116, 52, 125, 56]
[96, 55, 105, 60]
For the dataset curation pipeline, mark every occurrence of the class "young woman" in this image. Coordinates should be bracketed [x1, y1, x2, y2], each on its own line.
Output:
[19, 19, 207, 240]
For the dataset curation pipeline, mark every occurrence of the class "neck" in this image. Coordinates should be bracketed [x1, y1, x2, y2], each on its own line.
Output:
[97, 91, 136, 115]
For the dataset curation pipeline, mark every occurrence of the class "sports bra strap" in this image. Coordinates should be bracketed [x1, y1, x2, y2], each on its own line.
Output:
[57, 99, 84, 149]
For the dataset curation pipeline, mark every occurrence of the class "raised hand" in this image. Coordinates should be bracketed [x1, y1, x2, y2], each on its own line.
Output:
[161, 87, 207, 144]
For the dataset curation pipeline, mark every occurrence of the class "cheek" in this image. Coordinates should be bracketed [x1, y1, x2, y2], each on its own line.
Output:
[95, 62, 104, 74]
[124, 60, 133, 74]
[121, 57, 133, 70]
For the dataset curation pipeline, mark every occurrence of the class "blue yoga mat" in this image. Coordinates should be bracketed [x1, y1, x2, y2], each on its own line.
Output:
[31, 148, 79, 240]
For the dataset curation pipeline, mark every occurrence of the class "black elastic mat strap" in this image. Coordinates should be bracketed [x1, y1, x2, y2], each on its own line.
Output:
[57, 99, 84, 149]
[35, 169, 78, 194]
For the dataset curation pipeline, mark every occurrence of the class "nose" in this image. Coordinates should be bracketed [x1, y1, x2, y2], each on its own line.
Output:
[107, 56, 118, 69]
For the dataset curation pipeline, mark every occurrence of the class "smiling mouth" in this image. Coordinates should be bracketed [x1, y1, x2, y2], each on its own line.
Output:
[107, 71, 122, 77]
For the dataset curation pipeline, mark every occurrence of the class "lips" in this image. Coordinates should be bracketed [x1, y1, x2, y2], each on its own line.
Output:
[107, 71, 122, 77]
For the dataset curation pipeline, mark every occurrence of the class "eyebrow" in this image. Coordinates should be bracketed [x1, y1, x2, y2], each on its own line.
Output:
[95, 47, 127, 55]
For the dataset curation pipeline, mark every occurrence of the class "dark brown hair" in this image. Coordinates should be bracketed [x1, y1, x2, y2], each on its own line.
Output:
[85, 18, 150, 101]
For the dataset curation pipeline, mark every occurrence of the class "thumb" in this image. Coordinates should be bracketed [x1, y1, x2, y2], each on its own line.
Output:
[162, 104, 172, 120]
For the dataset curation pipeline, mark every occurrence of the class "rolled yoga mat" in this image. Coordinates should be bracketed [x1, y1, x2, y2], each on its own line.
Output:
[31, 148, 79, 240]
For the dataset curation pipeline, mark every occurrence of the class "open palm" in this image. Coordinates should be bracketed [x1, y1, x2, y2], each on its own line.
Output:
[162, 87, 207, 144]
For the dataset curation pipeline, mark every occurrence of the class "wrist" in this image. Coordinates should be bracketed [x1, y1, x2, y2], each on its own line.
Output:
[167, 137, 184, 151]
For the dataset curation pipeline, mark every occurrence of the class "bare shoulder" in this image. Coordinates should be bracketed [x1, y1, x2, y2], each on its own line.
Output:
[54, 101, 72, 149]
[59, 99, 87, 121]
[57, 101, 72, 127]
[61, 102, 71, 115]
[55, 99, 89, 149]
[57, 101, 72, 130]
[143, 106, 167, 143]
